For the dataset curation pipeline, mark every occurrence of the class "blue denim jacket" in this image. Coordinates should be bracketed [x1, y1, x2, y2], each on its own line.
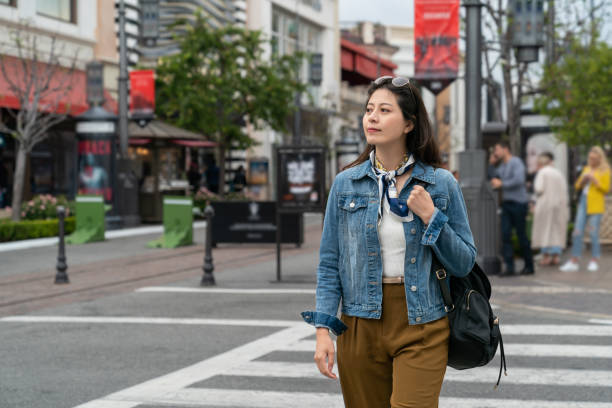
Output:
[301, 160, 476, 335]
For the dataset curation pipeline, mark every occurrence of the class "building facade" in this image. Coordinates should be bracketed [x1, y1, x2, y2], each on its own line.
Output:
[245, 0, 341, 197]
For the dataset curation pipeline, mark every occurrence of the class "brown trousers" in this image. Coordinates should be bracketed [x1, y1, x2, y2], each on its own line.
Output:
[337, 284, 449, 408]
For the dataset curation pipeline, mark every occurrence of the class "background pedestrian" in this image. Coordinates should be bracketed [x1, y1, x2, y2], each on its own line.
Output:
[560, 146, 611, 272]
[531, 152, 568, 266]
[490, 141, 534, 276]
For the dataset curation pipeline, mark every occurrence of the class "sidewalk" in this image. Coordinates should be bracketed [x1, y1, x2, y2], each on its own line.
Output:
[0, 214, 323, 317]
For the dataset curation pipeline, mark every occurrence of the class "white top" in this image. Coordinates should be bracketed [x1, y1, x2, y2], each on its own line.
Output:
[377, 198, 407, 277]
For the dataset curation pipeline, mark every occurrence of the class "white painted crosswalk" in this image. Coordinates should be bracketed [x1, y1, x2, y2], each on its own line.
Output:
[67, 320, 612, 408]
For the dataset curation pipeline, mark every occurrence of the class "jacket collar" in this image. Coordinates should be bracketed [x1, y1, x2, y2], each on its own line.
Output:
[349, 159, 436, 184]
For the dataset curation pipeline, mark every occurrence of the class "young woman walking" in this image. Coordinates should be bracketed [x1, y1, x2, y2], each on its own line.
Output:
[301, 76, 476, 407]
[560, 146, 611, 272]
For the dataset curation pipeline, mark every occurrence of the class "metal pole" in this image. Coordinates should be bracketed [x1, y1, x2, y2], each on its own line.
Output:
[458, 0, 501, 275]
[293, 3, 301, 145]
[201, 204, 216, 286]
[55, 206, 69, 284]
[276, 207, 282, 281]
[118, 0, 129, 158]
[465, 0, 482, 151]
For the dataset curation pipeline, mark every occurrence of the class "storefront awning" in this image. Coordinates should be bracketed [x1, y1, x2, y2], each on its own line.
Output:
[341, 38, 397, 86]
[0, 55, 117, 115]
[128, 119, 217, 147]
[171, 139, 217, 148]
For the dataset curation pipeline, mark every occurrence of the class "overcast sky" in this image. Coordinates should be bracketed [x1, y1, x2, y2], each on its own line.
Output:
[339, 0, 414, 26]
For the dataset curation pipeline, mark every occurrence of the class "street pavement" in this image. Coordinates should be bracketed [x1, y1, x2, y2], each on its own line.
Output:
[1, 213, 612, 407]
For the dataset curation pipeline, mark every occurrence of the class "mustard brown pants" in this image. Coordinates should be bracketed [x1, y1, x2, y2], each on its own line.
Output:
[337, 284, 450, 408]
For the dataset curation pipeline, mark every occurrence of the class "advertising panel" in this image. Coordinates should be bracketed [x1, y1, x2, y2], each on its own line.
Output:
[76, 122, 115, 204]
[276, 146, 326, 212]
[414, 0, 460, 94]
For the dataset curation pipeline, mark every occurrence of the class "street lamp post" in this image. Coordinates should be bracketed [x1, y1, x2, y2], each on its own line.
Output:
[458, 0, 501, 275]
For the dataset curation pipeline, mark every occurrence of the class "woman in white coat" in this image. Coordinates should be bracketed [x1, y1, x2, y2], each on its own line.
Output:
[531, 152, 569, 266]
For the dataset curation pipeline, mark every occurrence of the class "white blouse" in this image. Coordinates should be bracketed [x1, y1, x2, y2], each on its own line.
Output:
[377, 198, 407, 277]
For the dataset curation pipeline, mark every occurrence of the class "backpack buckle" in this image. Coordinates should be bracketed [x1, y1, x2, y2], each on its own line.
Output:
[435, 268, 447, 280]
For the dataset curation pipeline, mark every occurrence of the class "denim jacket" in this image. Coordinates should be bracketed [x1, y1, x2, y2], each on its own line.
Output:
[301, 160, 476, 335]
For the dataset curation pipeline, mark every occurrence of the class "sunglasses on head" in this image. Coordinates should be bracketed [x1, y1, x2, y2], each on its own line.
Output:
[374, 76, 411, 87]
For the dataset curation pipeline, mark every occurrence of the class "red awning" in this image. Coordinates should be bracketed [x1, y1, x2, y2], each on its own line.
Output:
[171, 139, 217, 148]
[341, 38, 397, 85]
[0, 55, 117, 116]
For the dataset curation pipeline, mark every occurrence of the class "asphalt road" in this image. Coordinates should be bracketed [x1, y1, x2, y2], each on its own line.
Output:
[2, 220, 612, 407]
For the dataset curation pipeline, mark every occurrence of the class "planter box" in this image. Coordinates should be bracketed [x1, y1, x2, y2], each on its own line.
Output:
[210, 201, 303, 245]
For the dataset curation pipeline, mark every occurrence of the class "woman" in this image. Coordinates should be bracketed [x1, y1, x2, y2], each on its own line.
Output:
[531, 152, 569, 266]
[301, 76, 476, 407]
[560, 146, 611, 272]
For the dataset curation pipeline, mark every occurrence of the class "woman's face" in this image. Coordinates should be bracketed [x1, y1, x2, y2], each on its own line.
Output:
[588, 150, 601, 168]
[363, 89, 413, 149]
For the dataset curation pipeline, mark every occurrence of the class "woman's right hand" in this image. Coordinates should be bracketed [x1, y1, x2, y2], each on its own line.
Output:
[314, 328, 337, 379]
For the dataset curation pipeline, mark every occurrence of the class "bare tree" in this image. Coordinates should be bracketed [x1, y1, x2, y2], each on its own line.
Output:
[480, 0, 605, 156]
[0, 23, 78, 221]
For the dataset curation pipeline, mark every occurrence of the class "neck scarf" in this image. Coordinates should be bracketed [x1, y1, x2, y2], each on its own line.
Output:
[370, 150, 415, 218]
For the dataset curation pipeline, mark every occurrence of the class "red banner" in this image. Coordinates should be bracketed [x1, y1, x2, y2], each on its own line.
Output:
[414, 0, 459, 94]
[129, 70, 155, 116]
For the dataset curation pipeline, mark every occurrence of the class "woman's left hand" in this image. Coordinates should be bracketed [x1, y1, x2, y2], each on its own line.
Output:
[407, 185, 435, 225]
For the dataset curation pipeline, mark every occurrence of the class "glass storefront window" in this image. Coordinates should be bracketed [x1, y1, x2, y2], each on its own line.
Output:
[37, 0, 75, 23]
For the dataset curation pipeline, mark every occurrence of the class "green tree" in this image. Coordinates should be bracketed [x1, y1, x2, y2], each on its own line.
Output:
[155, 14, 306, 195]
[535, 39, 612, 147]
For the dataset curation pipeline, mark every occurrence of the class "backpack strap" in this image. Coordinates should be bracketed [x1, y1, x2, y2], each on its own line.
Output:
[414, 177, 455, 312]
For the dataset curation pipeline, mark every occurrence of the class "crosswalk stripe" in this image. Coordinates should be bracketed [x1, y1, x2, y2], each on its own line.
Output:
[98, 387, 612, 408]
[225, 361, 612, 387]
[439, 398, 612, 407]
[501, 324, 612, 336]
[282, 340, 612, 358]
[136, 286, 317, 295]
[0, 315, 298, 327]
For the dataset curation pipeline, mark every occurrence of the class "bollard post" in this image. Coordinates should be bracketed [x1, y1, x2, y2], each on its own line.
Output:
[201, 204, 216, 286]
[55, 206, 69, 284]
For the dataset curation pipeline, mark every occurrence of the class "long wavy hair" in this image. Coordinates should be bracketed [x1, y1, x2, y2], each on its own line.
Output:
[589, 146, 610, 171]
[343, 77, 442, 170]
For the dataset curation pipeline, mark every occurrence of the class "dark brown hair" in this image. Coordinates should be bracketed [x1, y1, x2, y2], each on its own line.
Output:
[343, 77, 442, 170]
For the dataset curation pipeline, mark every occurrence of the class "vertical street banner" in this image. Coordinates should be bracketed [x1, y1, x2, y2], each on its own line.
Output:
[414, 0, 460, 95]
[129, 70, 155, 120]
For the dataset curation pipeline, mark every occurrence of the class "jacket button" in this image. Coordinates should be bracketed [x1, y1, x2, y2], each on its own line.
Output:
[410, 285, 417, 292]
[411, 257, 416, 264]
[349, 202, 355, 208]
[411, 228, 416, 234]
[416, 317, 422, 322]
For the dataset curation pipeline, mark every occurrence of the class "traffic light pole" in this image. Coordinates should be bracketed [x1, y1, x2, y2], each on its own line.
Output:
[459, 0, 501, 275]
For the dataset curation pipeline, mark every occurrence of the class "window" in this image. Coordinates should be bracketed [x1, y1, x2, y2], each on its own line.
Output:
[271, 7, 323, 105]
[271, 8, 321, 57]
[37, 0, 76, 23]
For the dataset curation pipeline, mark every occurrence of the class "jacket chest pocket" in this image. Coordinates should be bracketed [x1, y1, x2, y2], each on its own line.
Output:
[338, 194, 370, 234]
[433, 196, 449, 212]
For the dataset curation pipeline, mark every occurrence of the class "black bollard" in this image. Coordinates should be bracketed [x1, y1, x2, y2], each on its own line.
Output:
[55, 206, 69, 284]
[201, 204, 216, 286]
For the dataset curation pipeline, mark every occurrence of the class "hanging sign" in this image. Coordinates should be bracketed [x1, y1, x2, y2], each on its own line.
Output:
[129, 70, 155, 126]
[414, 0, 460, 94]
